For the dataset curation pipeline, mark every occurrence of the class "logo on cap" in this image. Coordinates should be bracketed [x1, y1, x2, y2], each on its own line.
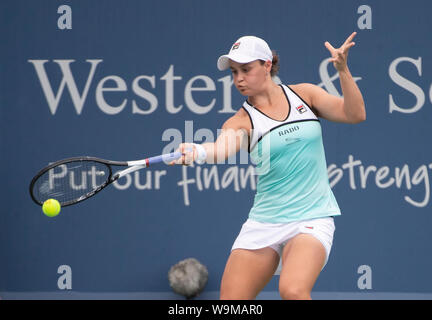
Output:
[232, 42, 241, 50]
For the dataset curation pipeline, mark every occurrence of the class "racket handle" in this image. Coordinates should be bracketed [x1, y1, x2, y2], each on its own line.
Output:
[127, 148, 193, 167]
[147, 151, 182, 165]
[150, 147, 194, 164]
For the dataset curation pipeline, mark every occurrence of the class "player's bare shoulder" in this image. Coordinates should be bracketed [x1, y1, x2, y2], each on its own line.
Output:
[222, 107, 252, 132]
[288, 83, 315, 107]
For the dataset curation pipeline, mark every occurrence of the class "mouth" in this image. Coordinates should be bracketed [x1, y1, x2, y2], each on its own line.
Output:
[237, 87, 248, 95]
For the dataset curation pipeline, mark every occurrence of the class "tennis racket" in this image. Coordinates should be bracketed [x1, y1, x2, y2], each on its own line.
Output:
[29, 151, 184, 207]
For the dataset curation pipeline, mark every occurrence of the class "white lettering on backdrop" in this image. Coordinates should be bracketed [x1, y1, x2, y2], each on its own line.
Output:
[111, 155, 432, 208]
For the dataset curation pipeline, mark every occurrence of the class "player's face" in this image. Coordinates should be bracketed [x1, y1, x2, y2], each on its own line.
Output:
[229, 60, 268, 96]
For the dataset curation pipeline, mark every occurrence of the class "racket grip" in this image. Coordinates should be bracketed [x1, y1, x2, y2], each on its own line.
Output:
[146, 152, 178, 166]
[147, 148, 192, 166]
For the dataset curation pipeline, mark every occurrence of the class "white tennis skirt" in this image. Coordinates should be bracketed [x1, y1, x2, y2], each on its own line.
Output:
[231, 216, 335, 275]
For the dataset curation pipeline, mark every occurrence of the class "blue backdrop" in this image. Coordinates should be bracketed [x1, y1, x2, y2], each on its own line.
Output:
[1, 0, 432, 299]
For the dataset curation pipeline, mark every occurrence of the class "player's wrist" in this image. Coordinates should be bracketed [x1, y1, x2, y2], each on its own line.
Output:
[192, 143, 207, 164]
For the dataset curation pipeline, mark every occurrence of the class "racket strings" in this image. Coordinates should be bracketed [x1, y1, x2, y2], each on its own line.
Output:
[31, 160, 111, 205]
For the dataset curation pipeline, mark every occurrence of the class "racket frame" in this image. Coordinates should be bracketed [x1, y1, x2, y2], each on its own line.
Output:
[29, 153, 180, 207]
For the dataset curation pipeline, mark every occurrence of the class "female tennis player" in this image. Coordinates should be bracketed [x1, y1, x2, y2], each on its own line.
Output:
[170, 32, 365, 300]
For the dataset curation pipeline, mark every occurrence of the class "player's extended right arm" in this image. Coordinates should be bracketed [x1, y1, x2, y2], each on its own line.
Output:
[169, 115, 248, 166]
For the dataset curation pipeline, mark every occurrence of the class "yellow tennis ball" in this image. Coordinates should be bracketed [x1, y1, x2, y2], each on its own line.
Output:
[42, 199, 61, 217]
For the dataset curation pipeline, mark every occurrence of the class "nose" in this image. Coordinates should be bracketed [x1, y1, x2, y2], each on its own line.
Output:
[235, 72, 244, 84]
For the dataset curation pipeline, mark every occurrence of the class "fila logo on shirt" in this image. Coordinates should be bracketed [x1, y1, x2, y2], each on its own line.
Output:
[296, 104, 306, 114]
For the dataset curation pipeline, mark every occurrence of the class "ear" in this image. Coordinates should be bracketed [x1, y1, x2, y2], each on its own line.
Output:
[264, 60, 272, 73]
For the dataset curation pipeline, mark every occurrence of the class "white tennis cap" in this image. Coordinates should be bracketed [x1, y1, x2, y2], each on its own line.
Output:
[217, 36, 273, 71]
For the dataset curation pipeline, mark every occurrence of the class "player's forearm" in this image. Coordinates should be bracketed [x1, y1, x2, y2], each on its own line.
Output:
[200, 141, 234, 164]
[339, 67, 366, 123]
[200, 129, 244, 164]
[200, 142, 217, 164]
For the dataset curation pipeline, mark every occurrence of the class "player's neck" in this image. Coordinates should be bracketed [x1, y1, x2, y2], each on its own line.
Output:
[248, 81, 281, 109]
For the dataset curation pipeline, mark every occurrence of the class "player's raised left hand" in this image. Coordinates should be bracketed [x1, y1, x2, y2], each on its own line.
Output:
[324, 32, 356, 72]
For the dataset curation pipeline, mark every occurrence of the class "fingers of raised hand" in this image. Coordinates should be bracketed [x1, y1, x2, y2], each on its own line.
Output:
[324, 41, 335, 53]
[327, 48, 343, 63]
[326, 32, 357, 55]
[343, 32, 357, 46]
[341, 32, 357, 52]
[344, 41, 356, 52]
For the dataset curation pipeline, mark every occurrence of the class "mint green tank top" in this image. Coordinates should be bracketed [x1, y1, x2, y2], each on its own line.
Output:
[242, 84, 341, 223]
